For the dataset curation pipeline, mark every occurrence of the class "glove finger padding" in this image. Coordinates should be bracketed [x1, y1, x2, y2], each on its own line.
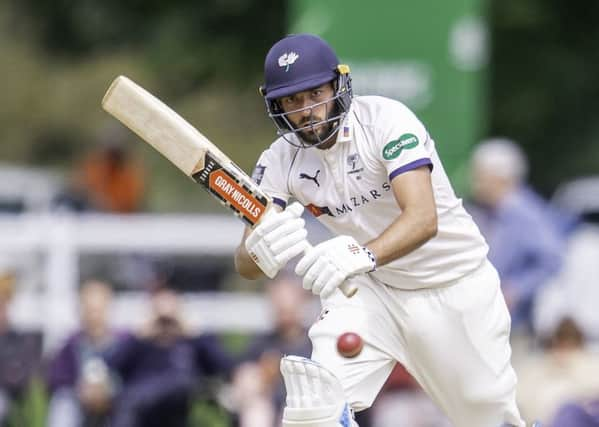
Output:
[295, 244, 323, 277]
[264, 218, 305, 245]
[274, 235, 310, 265]
[254, 202, 304, 236]
[311, 263, 338, 296]
[303, 257, 330, 292]
[321, 270, 346, 299]
[245, 202, 308, 278]
[269, 226, 308, 253]
[295, 235, 376, 297]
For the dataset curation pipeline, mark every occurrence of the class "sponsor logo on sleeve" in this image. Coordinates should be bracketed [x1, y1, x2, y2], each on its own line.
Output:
[382, 133, 419, 160]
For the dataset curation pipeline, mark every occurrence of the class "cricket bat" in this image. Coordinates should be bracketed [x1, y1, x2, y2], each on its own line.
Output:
[101, 76, 357, 297]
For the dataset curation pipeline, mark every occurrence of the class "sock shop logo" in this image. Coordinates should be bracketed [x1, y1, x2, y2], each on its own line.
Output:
[209, 170, 264, 221]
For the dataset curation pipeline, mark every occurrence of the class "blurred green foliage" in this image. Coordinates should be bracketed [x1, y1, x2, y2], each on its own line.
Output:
[189, 400, 231, 427]
[490, 0, 599, 195]
[1, 0, 598, 210]
[10, 0, 286, 93]
[6, 378, 47, 427]
[1, 0, 286, 211]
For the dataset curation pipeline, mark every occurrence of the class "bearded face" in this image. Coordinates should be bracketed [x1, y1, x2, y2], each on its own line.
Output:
[277, 83, 340, 148]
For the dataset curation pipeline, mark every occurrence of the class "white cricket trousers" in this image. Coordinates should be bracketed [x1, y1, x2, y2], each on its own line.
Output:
[308, 260, 525, 427]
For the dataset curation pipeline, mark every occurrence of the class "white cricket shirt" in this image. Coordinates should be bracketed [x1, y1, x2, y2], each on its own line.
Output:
[253, 96, 488, 290]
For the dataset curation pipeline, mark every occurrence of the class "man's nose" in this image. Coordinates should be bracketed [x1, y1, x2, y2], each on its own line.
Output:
[299, 100, 315, 116]
[300, 106, 312, 117]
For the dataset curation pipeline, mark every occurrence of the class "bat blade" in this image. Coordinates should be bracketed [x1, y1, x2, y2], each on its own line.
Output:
[101, 75, 357, 297]
[102, 75, 270, 228]
[102, 75, 211, 176]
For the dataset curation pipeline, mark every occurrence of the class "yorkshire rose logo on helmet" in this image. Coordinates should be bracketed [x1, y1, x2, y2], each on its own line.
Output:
[278, 52, 299, 72]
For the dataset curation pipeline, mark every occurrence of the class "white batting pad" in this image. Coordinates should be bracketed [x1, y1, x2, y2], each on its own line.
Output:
[280, 356, 357, 427]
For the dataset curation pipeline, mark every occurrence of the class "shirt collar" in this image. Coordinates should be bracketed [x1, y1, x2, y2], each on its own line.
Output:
[335, 107, 354, 144]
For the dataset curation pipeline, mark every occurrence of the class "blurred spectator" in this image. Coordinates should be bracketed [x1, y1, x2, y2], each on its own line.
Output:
[0, 259, 42, 425]
[0, 165, 61, 214]
[232, 274, 313, 427]
[550, 399, 599, 427]
[54, 137, 145, 213]
[468, 137, 563, 332]
[106, 286, 233, 427]
[46, 279, 121, 427]
[550, 176, 599, 234]
[534, 176, 599, 342]
[516, 317, 599, 424]
[371, 364, 450, 427]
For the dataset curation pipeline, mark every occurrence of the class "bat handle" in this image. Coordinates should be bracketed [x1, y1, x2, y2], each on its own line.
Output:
[302, 243, 358, 298]
[341, 280, 358, 298]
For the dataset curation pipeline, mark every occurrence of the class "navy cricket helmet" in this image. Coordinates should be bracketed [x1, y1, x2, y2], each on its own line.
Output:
[259, 34, 353, 148]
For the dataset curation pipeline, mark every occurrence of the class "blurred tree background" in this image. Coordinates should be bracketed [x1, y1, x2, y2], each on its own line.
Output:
[490, 0, 599, 195]
[1, 0, 287, 211]
[1, 0, 598, 210]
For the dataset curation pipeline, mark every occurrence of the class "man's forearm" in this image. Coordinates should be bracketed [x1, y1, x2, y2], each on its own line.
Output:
[366, 207, 437, 267]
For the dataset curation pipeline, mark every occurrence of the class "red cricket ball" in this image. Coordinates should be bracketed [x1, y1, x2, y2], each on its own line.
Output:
[336, 332, 363, 358]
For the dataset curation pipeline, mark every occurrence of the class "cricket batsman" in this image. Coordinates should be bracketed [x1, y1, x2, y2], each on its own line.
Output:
[235, 33, 528, 427]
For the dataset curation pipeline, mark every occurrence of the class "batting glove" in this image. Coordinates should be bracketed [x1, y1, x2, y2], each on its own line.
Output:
[295, 235, 376, 298]
[245, 202, 309, 278]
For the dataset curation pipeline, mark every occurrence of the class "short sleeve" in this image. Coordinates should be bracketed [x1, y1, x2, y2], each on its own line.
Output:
[375, 101, 433, 180]
[251, 147, 291, 209]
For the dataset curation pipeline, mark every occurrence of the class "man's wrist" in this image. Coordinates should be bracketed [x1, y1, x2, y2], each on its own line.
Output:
[363, 247, 377, 272]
